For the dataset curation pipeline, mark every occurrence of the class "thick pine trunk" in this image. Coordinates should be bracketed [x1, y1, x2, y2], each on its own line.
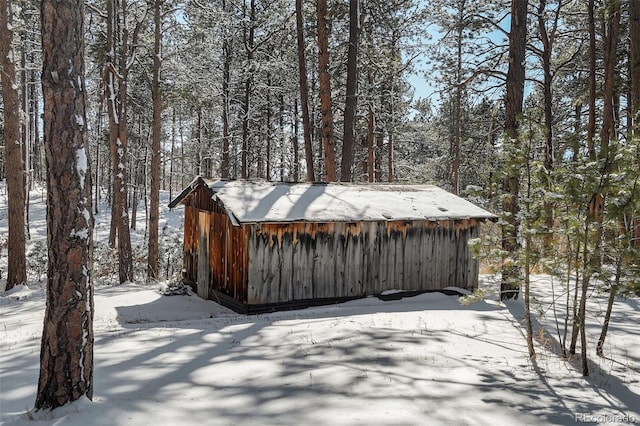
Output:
[587, 0, 597, 158]
[0, 0, 27, 291]
[37, 0, 94, 409]
[220, 0, 231, 178]
[367, 97, 375, 183]
[500, 0, 527, 300]
[600, 0, 620, 159]
[241, 0, 255, 179]
[340, 0, 358, 182]
[148, 0, 163, 282]
[221, 37, 231, 178]
[317, 0, 337, 182]
[537, 0, 556, 252]
[296, 0, 315, 181]
[105, 0, 133, 284]
[632, 0, 640, 129]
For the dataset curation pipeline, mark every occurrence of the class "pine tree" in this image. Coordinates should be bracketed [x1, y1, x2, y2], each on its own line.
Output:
[317, 0, 337, 181]
[36, 0, 94, 409]
[296, 0, 316, 181]
[500, 0, 527, 301]
[0, 0, 27, 291]
[340, 0, 359, 182]
[148, 0, 163, 283]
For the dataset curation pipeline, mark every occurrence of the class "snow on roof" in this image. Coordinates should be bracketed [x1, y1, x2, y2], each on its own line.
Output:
[193, 178, 495, 224]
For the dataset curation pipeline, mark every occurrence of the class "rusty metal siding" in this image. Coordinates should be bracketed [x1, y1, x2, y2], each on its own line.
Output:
[246, 219, 481, 305]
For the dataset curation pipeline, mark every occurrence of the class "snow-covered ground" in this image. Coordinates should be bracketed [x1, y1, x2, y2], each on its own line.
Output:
[1, 182, 639, 425]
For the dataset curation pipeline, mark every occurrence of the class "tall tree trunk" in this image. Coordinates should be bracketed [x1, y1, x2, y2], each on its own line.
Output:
[632, 0, 640, 133]
[106, 0, 118, 249]
[219, 0, 231, 178]
[340, 0, 358, 182]
[368, 98, 375, 182]
[241, 0, 255, 179]
[452, 4, 464, 195]
[600, 0, 621, 160]
[169, 107, 176, 199]
[20, 0, 31, 240]
[221, 21, 231, 178]
[37, 0, 94, 408]
[195, 106, 202, 174]
[0, 0, 27, 291]
[293, 99, 300, 181]
[629, 0, 640, 244]
[597, 277, 619, 357]
[266, 74, 272, 180]
[148, 0, 163, 283]
[296, 0, 315, 181]
[388, 131, 394, 182]
[117, 10, 134, 284]
[105, 0, 135, 284]
[500, 0, 527, 301]
[317, 0, 337, 182]
[537, 0, 557, 252]
[587, 0, 597, 159]
[280, 94, 286, 181]
[94, 88, 104, 216]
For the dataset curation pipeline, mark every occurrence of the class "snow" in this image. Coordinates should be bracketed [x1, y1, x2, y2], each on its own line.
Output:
[1, 181, 640, 425]
[76, 147, 87, 189]
[178, 178, 496, 224]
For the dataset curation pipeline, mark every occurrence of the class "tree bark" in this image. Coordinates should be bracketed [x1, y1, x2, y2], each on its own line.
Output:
[596, 281, 619, 357]
[600, 0, 621, 159]
[293, 99, 300, 181]
[296, 0, 315, 181]
[0, 0, 27, 291]
[105, 0, 134, 284]
[340, 0, 358, 182]
[221, 9, 231, 178]
[629, 0, 640, 244]
[368, 97, 375, 183]
[241, 0, 255, 179]
[317, 0, 337, 182]
[632, 0, 640, 133]
[500, 0, 527, 300]
[148, 0, 163, 283]
[20, 0, 31, 240]
[266, 74, 272, 180]
[37, 0, 94, 409]
[587, 0, 597, 159]
[452, 4, 464, 195]
[537, 0, 557, 252]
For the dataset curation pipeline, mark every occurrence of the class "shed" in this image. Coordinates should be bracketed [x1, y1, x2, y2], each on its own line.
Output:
[169, 177, 495, 314]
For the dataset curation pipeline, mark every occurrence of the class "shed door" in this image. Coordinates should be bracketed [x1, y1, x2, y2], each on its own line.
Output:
[197, 211, 210, 299]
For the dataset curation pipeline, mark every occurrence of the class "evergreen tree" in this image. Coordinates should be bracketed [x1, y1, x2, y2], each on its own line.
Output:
[0, 0, 27, 291]
[36, 0, 94, 409]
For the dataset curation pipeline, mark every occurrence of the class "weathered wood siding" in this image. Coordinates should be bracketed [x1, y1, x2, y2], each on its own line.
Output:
[181, 187, 248, 302]
[182, 205, 197, 286]
[246, 219, 480, 305]
[181, 184, 481, 310]
[208, 202, 248, 303]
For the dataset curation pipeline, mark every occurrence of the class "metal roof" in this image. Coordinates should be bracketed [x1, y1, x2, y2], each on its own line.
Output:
[170, 177, 496, 225]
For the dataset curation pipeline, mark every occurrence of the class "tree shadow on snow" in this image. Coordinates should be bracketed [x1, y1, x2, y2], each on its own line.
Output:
[502, 298, 640, 424]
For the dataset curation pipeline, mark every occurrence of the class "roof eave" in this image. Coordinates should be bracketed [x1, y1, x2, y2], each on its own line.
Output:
[167, 175, 210, 209]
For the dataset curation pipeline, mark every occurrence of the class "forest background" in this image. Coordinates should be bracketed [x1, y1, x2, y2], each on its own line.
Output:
[1, 0, 640, 399]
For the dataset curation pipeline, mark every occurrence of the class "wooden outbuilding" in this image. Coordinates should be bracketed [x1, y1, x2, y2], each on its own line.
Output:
[169, 177, 495, 314]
